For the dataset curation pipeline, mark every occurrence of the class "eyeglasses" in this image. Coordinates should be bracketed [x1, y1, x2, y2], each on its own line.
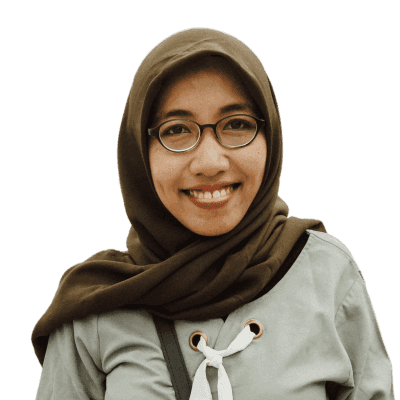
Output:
[148, 114, 265, 153]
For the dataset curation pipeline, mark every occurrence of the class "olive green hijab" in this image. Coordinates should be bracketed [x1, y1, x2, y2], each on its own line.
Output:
[32, 28, 325, 365]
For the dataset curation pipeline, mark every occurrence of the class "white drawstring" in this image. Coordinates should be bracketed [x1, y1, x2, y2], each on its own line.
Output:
[189, 325, 255, 400]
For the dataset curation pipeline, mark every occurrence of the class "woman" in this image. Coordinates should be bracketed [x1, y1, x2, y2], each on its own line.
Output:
[33, 28, 394, 399]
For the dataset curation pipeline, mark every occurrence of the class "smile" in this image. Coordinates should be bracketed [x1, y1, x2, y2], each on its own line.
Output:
[181, 183, 241, 209]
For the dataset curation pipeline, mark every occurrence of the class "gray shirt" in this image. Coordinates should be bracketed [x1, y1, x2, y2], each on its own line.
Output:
[35, 230, 395, 399]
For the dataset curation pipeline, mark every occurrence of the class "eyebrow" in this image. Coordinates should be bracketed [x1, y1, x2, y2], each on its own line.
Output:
[157, 103, 254, 124]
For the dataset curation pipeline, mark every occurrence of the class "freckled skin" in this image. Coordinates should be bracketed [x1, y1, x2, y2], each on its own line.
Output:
[148, 67, 267, 236]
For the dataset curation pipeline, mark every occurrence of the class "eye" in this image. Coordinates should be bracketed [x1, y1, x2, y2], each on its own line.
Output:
[223, 118, 254, 131]
[161, 124, 192, 137]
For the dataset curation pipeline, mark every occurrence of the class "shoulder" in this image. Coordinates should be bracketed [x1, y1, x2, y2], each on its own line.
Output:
[71, 310, 155, 338]
[301, 229, 364, 307]
[51, 314, 100, 354]
[306, 229, 364, 279]
[306, 229, 354, 260]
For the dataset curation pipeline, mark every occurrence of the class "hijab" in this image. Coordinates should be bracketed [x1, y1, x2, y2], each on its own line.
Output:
[32, 28, 325, 365]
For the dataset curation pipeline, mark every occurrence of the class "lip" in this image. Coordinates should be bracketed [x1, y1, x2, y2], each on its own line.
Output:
[188, 196, 229, 209]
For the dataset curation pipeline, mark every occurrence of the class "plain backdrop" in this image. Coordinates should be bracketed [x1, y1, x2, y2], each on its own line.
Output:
[1, 0, 398, 397]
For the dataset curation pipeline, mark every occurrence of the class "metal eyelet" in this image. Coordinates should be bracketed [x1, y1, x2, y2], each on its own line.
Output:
[189, 330, 208, 352]
[243, 319, 264, 340]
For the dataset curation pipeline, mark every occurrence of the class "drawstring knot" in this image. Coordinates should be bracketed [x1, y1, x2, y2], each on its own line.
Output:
[201, 344, 223, 368]
[189, 325, 255, 400]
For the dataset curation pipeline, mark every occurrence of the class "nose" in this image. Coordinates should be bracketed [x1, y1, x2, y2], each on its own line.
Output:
[189, 128, 230, 177]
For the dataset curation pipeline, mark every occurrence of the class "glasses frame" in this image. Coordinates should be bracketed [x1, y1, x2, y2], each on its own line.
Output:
[147, 114, 266, 153]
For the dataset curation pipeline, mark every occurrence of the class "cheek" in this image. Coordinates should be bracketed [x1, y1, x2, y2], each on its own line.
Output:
[148, 141, 181, 197]
[149, 149, 164, 195]
[257, 142, 267, 180]
[245, 136, 267, 186]
[149, 141, 165, 192]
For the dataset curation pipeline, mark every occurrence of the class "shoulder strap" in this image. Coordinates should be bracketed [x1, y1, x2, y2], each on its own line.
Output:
[152, 314, 192, 400]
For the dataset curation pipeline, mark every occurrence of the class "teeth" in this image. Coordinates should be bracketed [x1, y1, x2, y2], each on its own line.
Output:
[212, 190, 220, 198]
[186, 184, 238, 200]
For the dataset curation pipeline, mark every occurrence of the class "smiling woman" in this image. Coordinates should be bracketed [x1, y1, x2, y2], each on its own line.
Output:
[148, 58, 267, 236]
[33, 28, 395, 399]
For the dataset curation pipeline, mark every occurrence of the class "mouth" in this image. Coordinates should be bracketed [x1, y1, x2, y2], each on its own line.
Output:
[181, 183, 241, 208]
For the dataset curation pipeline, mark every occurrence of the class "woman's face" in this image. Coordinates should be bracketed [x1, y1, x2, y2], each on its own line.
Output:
[148, 66, 267, 236]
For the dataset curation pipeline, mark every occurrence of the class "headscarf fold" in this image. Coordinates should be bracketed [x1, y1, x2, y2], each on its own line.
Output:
[32, 28, 325, 365]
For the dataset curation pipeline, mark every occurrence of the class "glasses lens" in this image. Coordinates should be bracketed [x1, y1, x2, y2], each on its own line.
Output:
[159, 120, 199, 151]
[217, 115, 257, 147]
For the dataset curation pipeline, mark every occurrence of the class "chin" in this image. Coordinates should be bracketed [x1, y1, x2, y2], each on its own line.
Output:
[183, 219, 238, 237]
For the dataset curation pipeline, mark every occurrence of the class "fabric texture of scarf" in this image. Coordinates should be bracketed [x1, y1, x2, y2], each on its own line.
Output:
[32, 28, 325, 365]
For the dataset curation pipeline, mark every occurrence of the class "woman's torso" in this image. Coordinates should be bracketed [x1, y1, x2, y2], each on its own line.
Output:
[37, 230, 392, 399]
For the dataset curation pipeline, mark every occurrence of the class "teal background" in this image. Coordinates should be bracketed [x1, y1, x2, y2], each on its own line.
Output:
[1, 1, 398, 397]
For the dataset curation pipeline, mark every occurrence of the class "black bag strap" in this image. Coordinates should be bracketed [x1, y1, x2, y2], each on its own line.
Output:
[153, 314, 192, 400]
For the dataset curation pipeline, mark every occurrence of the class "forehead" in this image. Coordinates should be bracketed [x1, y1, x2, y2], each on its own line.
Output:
[163, 68, 250, 103]
[150, 61, 258, 124]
